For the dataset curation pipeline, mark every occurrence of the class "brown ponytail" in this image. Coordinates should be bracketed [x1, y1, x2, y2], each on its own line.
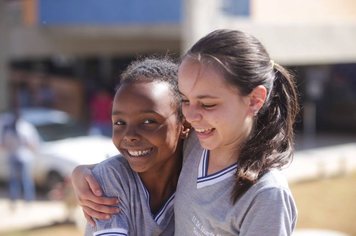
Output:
[231, 62, 299, 202]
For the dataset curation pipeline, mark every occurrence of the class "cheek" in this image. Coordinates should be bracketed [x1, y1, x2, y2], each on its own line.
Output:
[112, 129, 123, 146]
[208, 108, 242, 131]
[157, 126, 181, 150]
[202, 109, 222, 125]
[181, 105, 188, 118]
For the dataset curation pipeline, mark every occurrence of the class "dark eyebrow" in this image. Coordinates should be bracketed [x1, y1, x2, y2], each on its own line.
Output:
[178, 91, 186, 98]
[112, 110, 158, 116]
[196, 95, 219, 99]
[178, 91, 219, 100]
[112, 110, 123, 116]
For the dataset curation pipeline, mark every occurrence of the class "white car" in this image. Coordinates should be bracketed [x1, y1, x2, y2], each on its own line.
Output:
[0, 108, 118, 189]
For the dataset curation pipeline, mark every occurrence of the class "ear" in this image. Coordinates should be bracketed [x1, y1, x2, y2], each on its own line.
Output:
[248, 85, 267, 116]
[180, 119, 191, 139]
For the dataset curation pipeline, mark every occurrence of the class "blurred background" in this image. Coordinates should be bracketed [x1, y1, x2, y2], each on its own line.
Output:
[0, 0, 355, 235]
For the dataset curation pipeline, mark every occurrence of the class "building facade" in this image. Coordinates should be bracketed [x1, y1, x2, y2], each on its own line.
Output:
[1, 0, 356, 132]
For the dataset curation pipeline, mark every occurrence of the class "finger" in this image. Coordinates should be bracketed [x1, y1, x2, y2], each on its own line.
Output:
[81, 199, 120, 214]
[85, 174, 103, 197]
[79, 194, 119, 206]
[84, 211, 96, 227]
[83, 206, 114, 220]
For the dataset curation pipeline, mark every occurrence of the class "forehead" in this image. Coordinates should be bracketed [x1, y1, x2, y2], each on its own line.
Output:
[178, 58, 233, 96]
[114, 81, 175, 110]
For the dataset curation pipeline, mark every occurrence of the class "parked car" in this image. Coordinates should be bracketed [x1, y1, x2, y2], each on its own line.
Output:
[0, 107, 118, 190]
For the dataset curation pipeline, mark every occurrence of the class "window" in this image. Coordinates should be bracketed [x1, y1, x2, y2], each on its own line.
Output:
[221, 0, 250, 17]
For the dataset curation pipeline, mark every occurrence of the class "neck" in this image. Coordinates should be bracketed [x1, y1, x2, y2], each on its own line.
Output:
[139, 147, 183, 214]
[207, 146, 240, 175]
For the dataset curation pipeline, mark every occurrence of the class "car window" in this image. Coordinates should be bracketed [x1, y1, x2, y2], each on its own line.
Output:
[1, 109, 91, 142]
[35, 121, 88, 142]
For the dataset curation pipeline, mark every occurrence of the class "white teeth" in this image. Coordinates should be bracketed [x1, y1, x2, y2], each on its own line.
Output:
[128, 149, 151, 157]
[195, 128, 213, 133]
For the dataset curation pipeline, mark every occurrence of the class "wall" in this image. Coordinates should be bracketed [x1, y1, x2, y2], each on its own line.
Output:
[38, 0, 181, 25]
[182, 0, 356, 65]
[252, 0, 356, 23]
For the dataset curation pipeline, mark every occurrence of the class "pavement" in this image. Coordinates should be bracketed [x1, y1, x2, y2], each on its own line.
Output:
[0, 133, 355, 235]
[0, 199, 70, 231]
[284, 141, 356, 183]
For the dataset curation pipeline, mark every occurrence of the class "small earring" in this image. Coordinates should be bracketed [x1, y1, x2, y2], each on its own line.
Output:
[180, 128, 191, 139]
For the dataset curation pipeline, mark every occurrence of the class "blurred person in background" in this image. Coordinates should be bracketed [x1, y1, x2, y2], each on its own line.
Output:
[0, 103, 40, 208]
[89, 86, 113, 137]
[35, 77, 55, 108]
[17, 80, 33, 108]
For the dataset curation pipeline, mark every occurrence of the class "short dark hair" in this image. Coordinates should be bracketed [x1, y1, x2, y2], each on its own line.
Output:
[117, 56, 182, 120]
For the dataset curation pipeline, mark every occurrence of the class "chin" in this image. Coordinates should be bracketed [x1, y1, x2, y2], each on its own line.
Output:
[128, 165, 147, 173]
[200, 143, 216, 151]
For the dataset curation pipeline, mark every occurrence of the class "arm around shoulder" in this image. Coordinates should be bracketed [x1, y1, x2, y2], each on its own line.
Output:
[71, 164, 119, 225]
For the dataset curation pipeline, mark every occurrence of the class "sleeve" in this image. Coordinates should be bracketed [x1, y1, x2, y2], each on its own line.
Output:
[86, 160, 132, 236]
[239, 187, 298, 236]
[91, 215, 129, 236]
[85, 220, 129, 236]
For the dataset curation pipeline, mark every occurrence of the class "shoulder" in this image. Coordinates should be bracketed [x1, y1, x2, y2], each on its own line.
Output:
[257, 169, 290, 190]
[92, 155, 138, 198]
[93, 155, 134, 187]
[93, 155, 131, 177]
[236, 174, 298, 235]
[241, 170, 294, 205]
[236, 170, 297, 221]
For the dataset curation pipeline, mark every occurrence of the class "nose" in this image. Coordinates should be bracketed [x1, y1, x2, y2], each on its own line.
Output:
[182, 104, 202, 123]
[123, 125, 140, 143]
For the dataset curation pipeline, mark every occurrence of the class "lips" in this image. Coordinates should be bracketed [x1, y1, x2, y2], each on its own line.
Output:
[194, 127, 215, 135]
[126, 148, 153, 157]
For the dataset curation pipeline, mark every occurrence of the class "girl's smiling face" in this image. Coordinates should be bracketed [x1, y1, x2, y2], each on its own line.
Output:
[178, 58, 255, 153]
[112, 81, 183, 174]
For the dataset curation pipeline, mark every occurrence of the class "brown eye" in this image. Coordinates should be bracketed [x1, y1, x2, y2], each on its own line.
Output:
[143, 119, 156, 124]
[181, 99, 190, 105]
[114, 120, 126, 126]
[202, 104, 216, 109]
